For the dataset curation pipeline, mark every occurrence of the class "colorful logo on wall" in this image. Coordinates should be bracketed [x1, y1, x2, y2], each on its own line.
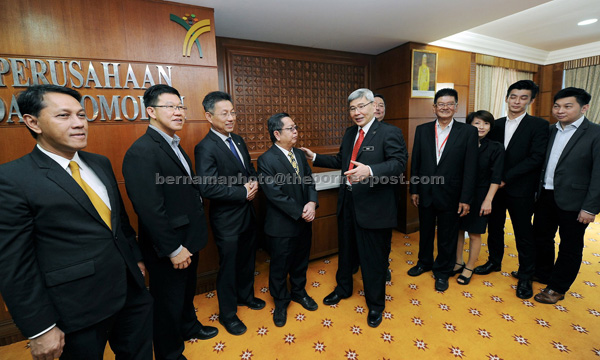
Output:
[170, 13, 211, 58]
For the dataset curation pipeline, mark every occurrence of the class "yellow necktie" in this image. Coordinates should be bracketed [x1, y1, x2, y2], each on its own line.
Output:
[288, 150, 300, 176]
[69, 161, 112, 229]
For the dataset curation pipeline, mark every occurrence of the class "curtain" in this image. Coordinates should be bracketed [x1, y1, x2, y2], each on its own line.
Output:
[564, 65, 600, 124]
[475, 65, 533, 120]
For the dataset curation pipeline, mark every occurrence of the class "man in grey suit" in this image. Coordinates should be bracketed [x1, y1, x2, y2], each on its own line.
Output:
[532, 87, 600, 304]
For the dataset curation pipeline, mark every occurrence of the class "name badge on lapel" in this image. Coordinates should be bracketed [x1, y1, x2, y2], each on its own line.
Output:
[362, 146, 374, 151]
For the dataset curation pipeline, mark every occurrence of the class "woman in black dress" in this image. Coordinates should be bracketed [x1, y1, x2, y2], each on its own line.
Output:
[453, 110, 504, 284]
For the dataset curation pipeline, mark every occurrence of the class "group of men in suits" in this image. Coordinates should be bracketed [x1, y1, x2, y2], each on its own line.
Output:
[408, 81, 599, 304]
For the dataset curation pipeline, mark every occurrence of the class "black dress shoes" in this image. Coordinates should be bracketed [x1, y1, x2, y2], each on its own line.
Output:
[238, 297, 266, 310]
[273, 307, 287, 327]
[323, 291, 349, 305]
[473, 261, 501, 275]
[386, 268, 392, 282]
[516, 279, 533, 299]
[367, 310, 382, 328]
[219, 316, 247, 336]
[407, 264, 431, 277]
[185, 325, 218, 340]
[292, 295, 318, 311]
[434, 277, 449, 292]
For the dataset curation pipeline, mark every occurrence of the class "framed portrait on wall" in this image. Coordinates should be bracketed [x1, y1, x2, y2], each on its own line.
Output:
[411, 50, 437, 98]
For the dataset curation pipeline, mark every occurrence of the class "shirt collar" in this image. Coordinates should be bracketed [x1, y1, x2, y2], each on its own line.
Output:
[275, 143, 294, 157]
[435, 118, 454, 130]
[507, 112, 527, 123]
[149, 124, 181, 147]
[555, 115, 585, 131]
[210, 127, 232, 142]
[359, 117, 376, 134]
[37, 144, 83, 171]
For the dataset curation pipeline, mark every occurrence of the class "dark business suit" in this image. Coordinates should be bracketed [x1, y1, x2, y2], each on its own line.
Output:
[410, 120, 478, 279]
[123, 127, 208, 360]
[258, 146, 319, 308]
[194, 130, 258, 321]
[0, 147, 152, 359]
[314, 120, 407, 312]
[486, 114, 548, 278]
[534, 118, 600, 293]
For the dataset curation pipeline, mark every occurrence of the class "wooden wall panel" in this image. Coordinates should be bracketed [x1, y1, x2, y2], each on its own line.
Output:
[217, 37, 372, 156]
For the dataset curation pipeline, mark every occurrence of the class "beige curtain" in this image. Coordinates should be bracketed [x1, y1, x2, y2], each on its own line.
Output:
[564, 65, 600, 124]
[475, 65, 533, 119]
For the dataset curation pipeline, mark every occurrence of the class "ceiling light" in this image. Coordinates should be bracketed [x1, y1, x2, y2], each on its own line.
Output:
[578, 19, 598, 26]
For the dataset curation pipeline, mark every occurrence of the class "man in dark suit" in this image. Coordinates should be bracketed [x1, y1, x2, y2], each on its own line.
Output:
[408, 88, 478, 292]
[301, 88, 407, 328]
[123, 85, 217, 360]
[258, 113, 319, 327]
[0, 85, 152, 359]
[194, 91, 264, 336]
[532, 87, 600, 304]
[474, 80, 549, 300]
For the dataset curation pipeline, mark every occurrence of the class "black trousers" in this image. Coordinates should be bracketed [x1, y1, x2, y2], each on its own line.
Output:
[533, 190, 588, 294]
[143, 248, 202, 360]
[268, 225, 312, 308]
[486, 189, 536, 278]
[215, 226, 257, 321]
[61, 273, 153, 360]
[417, 204, 459, 280]
[334, 188, 391, 312]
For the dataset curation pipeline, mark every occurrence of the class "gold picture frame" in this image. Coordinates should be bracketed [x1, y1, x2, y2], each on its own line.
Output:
[411, 50, 437, 98]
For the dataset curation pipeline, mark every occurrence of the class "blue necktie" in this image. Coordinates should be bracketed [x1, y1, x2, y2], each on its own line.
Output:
[226, 137, 245, 168]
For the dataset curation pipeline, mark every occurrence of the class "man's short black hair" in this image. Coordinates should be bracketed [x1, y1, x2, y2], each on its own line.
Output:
[17, 85, 82, 139]
[143, 84, 181, 107]
[466, 110, 495, 131]
[374, 93, 385, 103]
[267, 112, 290, 143]
[554, 87, 591, 107]
[434, 88, 458, 104]
[202, 91, 232, 113]
[506, 80, 539, 100]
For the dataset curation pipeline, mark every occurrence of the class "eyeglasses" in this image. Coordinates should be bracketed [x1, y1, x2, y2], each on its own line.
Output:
[278, 125, 298, 132]
[153, 105, 187, 111]
[435, 102, 457, 109]
[210, 111, 237, 118]
[349, 101, 373, 113]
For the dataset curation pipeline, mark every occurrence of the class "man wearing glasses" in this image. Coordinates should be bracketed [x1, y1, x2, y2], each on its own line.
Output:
[123, 84, 217, 360]
[195, 91, 264, 336]
[408, 88, 478, 292]
[258, 113, 319, 327]
[301, 88, 407, 328]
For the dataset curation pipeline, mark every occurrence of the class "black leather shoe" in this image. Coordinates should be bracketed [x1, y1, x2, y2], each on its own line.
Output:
[185, 325, 218, 340]
[386, 268, 392, 282]
[511, 271, 548, 284]
[238, 297, 266, 310]
[367, 310, 382, 328]
[473, 261, 501, 275]
[407, 264, 431, 277]
[273, 307, 287, 327]
[516, 279, 533, 299]
[219, 316, 247, 336]
[434, 277, 449, 292]
[323, 291, 349, 305]
[292, 295, 318, 311]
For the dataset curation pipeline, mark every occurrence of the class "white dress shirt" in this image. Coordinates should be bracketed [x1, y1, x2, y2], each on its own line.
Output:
[504, 112, 526, 149]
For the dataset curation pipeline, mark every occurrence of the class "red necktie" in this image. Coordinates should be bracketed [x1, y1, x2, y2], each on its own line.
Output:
[348, 129, 364, 171]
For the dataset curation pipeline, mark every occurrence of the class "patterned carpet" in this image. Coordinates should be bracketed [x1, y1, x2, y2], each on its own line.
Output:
[1, 216, 599, 359]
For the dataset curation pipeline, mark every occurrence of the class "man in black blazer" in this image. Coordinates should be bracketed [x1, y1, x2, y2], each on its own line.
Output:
[301, 88, 407, 328]
[123, 85, 217, 360]
[258, 113, 319, 327]
[474, 80, 549, 300]
[532, 87, 600, 304]
[408, 88, 478, 292]
[195, 91, 264, 336]
[0, 85, 152, 359]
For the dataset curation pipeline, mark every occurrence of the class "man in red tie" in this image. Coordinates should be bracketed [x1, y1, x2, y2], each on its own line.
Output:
[301, 88, 407, 328]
